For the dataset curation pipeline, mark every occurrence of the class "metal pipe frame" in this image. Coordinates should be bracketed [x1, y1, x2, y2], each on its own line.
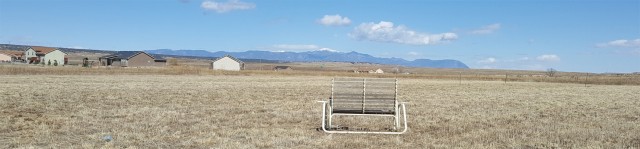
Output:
[318, 101, 408, 134]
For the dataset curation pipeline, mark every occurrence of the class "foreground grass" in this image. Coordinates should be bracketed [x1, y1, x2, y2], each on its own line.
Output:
[0, 75, 639, 148]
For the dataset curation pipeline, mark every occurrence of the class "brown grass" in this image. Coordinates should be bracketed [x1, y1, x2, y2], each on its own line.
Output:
[1, 74, 639, 148]
[1, 64, 639, 85]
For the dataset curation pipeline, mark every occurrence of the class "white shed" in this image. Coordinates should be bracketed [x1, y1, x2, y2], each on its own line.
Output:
[211, 55, 244, 71]
[374, 68, 384, 74]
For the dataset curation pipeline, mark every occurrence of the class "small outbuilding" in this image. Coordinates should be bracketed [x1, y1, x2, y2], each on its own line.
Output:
[211, 55, 244, 71]
[99, 51, 161, 67]
[372, 68, 384, 74]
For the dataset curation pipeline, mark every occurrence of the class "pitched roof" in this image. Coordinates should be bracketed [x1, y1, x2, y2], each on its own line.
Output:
[212, 55, 244, 64]
[30, 46, 58, 54]
[100, 51, 156, 60]
[149, 54, 165, 61]
[0, 50, 22, 57]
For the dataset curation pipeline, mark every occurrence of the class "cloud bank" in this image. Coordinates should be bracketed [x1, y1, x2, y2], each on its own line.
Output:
[597, 39, 640, 48]
[536, 54, 560, 62]
[471, 23, 501, 34]
[475, 54, 560, 70]
[201, 0, 255, 13]
[317, 15, 351, 26]
[350, 21, 457, 45]
[477, 57, 497, 64]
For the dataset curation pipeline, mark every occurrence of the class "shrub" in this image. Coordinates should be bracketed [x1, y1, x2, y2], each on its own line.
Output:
[54, 60, 59, 66]
[168, 58, 179, 66]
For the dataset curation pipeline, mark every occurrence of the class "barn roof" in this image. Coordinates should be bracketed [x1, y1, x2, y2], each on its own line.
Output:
[0, 50, 22, 57]
[100, 51, 156, 60]
[212, 55, 244, 64]
[30, 46, 62, 55]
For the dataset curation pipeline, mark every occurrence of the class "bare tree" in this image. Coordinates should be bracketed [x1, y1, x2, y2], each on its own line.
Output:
[546, 68, 557, 77]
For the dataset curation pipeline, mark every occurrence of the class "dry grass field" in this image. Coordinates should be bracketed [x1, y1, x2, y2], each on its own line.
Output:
[1, 74, 639, 148]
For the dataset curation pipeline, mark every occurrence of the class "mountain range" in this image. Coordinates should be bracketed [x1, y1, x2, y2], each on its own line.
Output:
[145, 49, 469, 69]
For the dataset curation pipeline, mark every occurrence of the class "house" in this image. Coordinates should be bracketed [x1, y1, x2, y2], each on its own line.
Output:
[0, 50, 22, 62]
[211, 55, 244, 71]
[99, 51, 162, 67]
[0, 52, 14, 62]
[273, 66, 292, 71]
[151, 55, 167, 66]
[24, 46, 67, 65]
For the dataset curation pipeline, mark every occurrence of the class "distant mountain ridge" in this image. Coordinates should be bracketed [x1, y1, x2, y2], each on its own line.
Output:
[0, 43, 468, 68]
[145, 49, 469, 69]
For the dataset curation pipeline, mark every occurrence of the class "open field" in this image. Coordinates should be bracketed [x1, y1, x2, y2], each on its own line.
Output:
[1, 65, 639, 85]
[1, 74, 639, 148]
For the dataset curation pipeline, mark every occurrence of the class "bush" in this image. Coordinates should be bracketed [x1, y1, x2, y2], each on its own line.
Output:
[54, 60, 59, 66]
[168, 58, 179, 66]
[48, 60, 51, 66]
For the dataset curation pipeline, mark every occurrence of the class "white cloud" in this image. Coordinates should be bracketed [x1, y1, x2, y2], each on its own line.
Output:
[536, 54, 560, 62]
[477, 57, 497, 64]
[349, 21, 457, 45]
[201, 0, 255, 13]
[471, 23, 501, 34]
[597, 39, 640, 48]
[317, 15, 351, 26]
[408, 52, 420, 56]
[472, 55, 561, 71]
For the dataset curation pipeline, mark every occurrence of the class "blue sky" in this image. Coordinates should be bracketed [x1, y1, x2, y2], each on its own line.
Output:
[1, 0, 638, 73]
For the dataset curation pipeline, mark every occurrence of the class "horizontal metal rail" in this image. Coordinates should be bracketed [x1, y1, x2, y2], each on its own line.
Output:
[318, 101, 408, 134]
[331, 113, 396, 117]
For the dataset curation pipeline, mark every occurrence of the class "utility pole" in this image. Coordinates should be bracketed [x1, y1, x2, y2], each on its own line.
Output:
[504, 73, 508, 84]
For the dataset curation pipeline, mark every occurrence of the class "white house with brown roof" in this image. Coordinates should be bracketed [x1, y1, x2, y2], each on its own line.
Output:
[0, 50, 23, 62]
[24, 46, 66, 65]
[211, 55, 244, 71]
[0, 52, 14, 62]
